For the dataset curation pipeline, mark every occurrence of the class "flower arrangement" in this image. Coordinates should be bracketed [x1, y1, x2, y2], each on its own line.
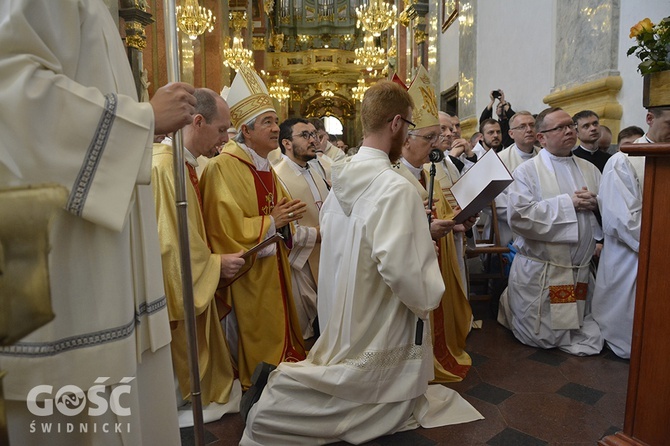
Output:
[628, 16, 670, 74]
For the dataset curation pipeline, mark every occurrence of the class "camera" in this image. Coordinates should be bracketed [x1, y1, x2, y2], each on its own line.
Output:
[492, 90, 502, 99]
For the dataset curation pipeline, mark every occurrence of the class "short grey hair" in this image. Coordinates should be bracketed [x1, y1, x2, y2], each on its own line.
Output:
[234, 116, 258, 143]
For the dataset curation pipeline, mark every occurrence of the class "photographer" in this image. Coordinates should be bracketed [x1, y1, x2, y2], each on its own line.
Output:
[480, 89, 515, 148]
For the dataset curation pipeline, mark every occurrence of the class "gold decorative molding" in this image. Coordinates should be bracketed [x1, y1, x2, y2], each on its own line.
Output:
[267, 48, 362, 81]
[414, 28, 427, 44]
[126, 34, 147, 50]
[124, 21, 147, 49]
[543, 75, 623, 139]
[252, 37, 266, 51]
[459, 116, 478, 141]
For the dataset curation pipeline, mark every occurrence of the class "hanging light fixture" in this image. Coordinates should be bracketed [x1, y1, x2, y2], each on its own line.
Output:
[268, 74, 291, 102]
[351, 77, 369, 102]
[222, 12, 254, 70]
[354, 32, 386, 71]
[355, 0, 397, 37]
[176, 0, 216, 40]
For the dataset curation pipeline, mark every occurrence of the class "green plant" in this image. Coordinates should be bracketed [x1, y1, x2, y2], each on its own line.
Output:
[628, 16, 670, 74]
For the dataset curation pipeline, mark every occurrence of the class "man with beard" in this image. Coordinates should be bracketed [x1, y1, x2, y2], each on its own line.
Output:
[240, 80, 482, 445]
[473, 118, 504, 157]
[572, 110, 610, 172]
[273, 118, 330, 340]
[480, 89, 516, 148]
[200, 64, 307, 391]
[499, 107, 603, 356]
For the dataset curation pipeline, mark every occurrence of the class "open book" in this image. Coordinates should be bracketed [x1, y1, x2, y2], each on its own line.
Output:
[218, 233, 284, 288]
[451, 149, 513, 224]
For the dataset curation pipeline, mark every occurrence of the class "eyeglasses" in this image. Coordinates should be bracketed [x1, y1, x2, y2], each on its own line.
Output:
[510, 123, 535, 131]
[387, 116, 416, 130]
[292, 131, 318, 140]
[408, 132, 443, 144]
[538, 123, 576, 134]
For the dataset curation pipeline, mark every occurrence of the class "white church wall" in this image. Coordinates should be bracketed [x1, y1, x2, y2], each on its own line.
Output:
[436, 0, 667, 136]
[437, 17, 461, 96]
[474, 0, 555, 120]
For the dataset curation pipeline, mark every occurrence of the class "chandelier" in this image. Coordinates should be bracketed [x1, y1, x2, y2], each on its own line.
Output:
[176, 0, 215, 40]
[354, 33, 386, 71]
[355, 0, 397, 37]
[351, 77, 369, 102]
[223, 12, 254, 70]
[268, 75, 291, 102]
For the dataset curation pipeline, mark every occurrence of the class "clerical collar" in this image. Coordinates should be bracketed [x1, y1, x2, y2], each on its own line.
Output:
[513, 144, 535, 160]
[239, 142, 270, 171]
[400, 157, 423, 180]
[578, 145, 599, 154]
[183, 147, 199, 167]
[282, 154, 310, 174]
[644, 134, 655, 143]
[163, 136, 198, 167]
[543, 149, 574, 162]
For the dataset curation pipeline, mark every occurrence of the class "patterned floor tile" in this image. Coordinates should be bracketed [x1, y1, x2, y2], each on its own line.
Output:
[466, 382, 514, 405]
[486, 427, 548, 446]
[527, 349, 568, 367]
[556, 382, 605, 405]
[180, 426, 218, 446]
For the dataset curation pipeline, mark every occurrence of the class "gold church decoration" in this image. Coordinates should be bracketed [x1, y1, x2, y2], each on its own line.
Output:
[176, 0, 215, 40]
[223, 12, 254, 71]
[355, 0, 397, 37]
[268, 74, 291, 102]
[351, 76, 369, 102]
[354, 32, 386, 71]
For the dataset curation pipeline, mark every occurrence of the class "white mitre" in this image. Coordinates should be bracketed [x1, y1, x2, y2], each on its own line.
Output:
[226, 63, 276, 129]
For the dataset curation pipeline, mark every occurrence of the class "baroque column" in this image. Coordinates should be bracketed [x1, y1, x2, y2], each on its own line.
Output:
[119, 0, 155, 100]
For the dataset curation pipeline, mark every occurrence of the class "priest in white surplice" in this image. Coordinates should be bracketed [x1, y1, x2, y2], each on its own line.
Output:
[0, 1, 197, 444]
[499, 107, 604, 356]
[592, 107, 670, 358]
[241, 80, 482, 446]
[490, 111, 541, 247]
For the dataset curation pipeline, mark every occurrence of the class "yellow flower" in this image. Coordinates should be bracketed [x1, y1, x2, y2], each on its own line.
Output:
[630, 18, 654, 39]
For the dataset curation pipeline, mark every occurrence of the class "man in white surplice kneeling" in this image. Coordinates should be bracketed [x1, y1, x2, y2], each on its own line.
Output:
[498, 107, 604, 356]
[240, 80, 483, 445]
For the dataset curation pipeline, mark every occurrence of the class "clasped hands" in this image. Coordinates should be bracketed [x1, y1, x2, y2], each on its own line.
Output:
[572, 187, 598, 212]
[449, 138, 474, 158]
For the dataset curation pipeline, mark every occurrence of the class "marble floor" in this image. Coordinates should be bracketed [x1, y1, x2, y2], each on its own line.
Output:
[180, 301, 629, 446]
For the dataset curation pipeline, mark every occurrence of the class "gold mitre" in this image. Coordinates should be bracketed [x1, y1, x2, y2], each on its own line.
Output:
[407, 65, 439, 129]
[227, 64, 276, 129]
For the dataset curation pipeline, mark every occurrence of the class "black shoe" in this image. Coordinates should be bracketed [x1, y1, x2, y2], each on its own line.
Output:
[240, 362, 276, 424]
